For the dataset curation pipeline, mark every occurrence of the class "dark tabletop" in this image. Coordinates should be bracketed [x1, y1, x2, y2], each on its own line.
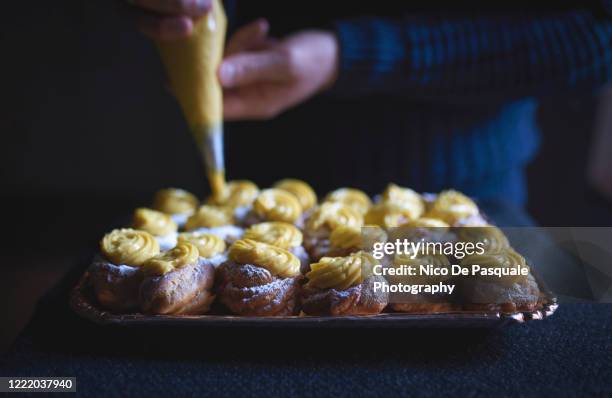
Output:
[1, 202, 611, 397]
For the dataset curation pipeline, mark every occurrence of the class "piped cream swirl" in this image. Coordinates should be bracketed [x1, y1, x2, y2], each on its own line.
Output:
[178, 231, 226, 258]
[152, 188, 199, 215]
[305, 202, 364, 233]
[100, 228, 160, 266]
[253, 189, 303, 224]
[274, 179, 317, 211]
[426, 190, 479, 225]
[208, 180, 259, 208]
[185, 205, 233, 230]
[132, 207, 178, 237]
[243, 222, 303, 250]
[306, 251, 376, 290]
[229, 238, 300, 277]
[142, 241, 200, 276]
[324, 188, 372, 215]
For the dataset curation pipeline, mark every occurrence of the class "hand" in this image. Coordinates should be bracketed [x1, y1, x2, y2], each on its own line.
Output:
[129, 0, 212, 41]
[220, 20, 339, 121]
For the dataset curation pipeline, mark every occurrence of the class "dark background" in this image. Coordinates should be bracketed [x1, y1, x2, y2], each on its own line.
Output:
[1, 1, 611, 350]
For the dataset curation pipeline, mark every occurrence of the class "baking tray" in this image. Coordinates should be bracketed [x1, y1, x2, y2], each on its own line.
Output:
[70, 269, 558, 328]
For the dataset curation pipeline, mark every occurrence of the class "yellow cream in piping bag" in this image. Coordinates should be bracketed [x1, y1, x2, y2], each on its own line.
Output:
[155, 0, 227, 200]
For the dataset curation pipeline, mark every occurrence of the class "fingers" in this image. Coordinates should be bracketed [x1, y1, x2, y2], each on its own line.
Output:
[219, 50, 289, 88]
[224, 86, 284, 121]
[133, 0, 211, 16]
[136, 11, 194, 40]
[225, 18, 270, 56]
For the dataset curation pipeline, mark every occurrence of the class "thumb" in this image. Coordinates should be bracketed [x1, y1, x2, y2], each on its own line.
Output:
[219, 50, 288, 88]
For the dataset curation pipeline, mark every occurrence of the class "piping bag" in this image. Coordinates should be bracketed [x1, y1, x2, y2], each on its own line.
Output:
[155, 0, 227, 200]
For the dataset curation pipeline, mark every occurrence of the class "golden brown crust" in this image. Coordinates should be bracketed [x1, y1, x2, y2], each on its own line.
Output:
[139, 260, 215, 315]
[215, 261, 301, 316]
[300, 276, 388, 316]
[89, 260, 144, 312]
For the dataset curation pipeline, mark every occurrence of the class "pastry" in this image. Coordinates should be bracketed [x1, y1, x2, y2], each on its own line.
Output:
[242, 188, 303, 227]
[379, 183, 425, 219]
[177, 231, 228, 268]
[364, 202, 418, 229]
[273, 179, 317, 213]
[323, 187, 372, 215]
[459, 248, 540, 312]
[389, 217, 451, 243]
[184, 204, 243, 243]
[132, 207, 178, 251]
[216, 239, 301, 316]
[89, 228, 160, 312]
[300, 251, 388, 315]
[425, 190, 486, 226]
[457, 225, 510, 253]
[389, 252, 458, 313]
[152, 188, 199, 227]
[140, 241, 216, 315]
[323, 224, 387, 259]
[302, 202, 364, 262]
[83, 183, 544, 320]
[243, 222, 310, 273]
[359, 183, 422, 229]
[207, 180, 259, 223]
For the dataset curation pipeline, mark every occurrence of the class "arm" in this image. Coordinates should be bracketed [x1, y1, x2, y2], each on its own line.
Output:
[332, 5, 612, 101]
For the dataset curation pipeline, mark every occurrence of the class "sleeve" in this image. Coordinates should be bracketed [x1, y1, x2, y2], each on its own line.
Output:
[329, 3, 612, 101]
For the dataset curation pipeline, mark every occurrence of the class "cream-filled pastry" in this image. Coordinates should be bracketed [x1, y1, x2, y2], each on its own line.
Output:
[303, 202, 364, 262]
[457, 225, 510, 254]
[89, 228, 160, 312]
[152, 188, 199, 227]
[323, 187, 372, 215]
[300, 251, 388, 315]
[273, 179, 317, 213]
[459, 248, 540, 313]
[207, 180, 259, 223]
[388, 217, 451, 243]
[365, 202, 420, 229]
[322, 224, 388, 261]
[215, 239, 301, 316]
[242, 188, 304, 227]
[425, 190, 482, 226]
[243, 221, 310, 273]
[379, 183, 425, 219]
[132, 207, 178, 251]
[140, 241, 216, 315]
[184, 204, 243, 243]
[178, 231, 227, 268]
[389, 252, 458, 313]
[185, 204, 234, 229]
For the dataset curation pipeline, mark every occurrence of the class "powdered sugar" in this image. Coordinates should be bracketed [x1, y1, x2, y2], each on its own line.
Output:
[156, 232, 178, 251]
[191, 225, 244, 242]
[171, 212, 191, 227]
[200, 253, 227, 268]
